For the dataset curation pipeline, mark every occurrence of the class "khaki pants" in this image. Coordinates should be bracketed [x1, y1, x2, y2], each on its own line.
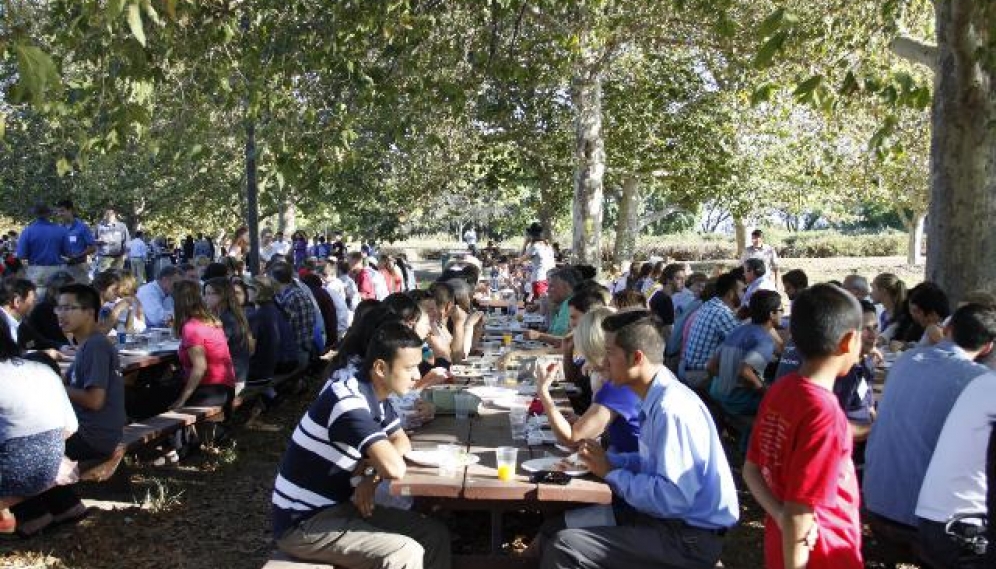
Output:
[26, 265, 63, 299]
[64, 262, 91, 285]
[129, 258, 147, 284]
[276, 503, 451, 569]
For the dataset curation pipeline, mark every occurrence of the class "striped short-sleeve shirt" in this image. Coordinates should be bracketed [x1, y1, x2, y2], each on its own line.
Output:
[271, 374, 400, 537]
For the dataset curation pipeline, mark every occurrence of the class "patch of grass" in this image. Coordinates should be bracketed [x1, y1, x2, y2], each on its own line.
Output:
[137, 477, 184, 513]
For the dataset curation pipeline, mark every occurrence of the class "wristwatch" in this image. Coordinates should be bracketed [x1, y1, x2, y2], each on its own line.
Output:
[350, 466, 379, 488]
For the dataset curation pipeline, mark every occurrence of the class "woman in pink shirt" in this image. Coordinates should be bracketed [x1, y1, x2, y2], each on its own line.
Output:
[169, 280, 236, 414]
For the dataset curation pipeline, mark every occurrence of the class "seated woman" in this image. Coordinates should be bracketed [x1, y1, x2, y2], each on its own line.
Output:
[92, 270, 121, 334]
[908, 282, 950, 347]
[0, 323, 80, 537]
[383, 292, 450, 389]
[534, 306, 641, 453]
[300, 273, 338, 353]
[203, 278, 255, 395]
[707, 290, 783, 448]
[168, 280, 236, 422]
[108, 272, 145, 334]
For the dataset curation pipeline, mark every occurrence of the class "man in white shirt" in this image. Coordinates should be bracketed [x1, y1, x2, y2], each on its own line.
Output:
[259, 230, 278, 264]
[0, 279, 34, 343]
[463, 226, 477, 254]
[740, 229, 780, 289]
[126, 231, 149, 284]
[271, 231, 291, 258]
[739, 258, 778, 315]
[136, 265, 181, 327]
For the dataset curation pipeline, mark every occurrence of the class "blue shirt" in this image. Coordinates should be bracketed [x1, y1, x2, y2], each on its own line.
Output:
[684, 297, 739, 370]
[592, 379, 641, 453]
[709, 324, 775, 415]
[17, 218, 68, 265]
[605, 368, 739, 529]
[833, 359, 876, 426]
[863, 341, 988, 526]
[64, 218, 95, 258]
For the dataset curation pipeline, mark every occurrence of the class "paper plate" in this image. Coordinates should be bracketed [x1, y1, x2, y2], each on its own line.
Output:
[405, 450, 480, 468]
[520, 456, 588, 477]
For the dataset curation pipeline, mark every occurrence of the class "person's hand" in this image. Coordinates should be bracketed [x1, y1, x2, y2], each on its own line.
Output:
[525, 329, 540, 340]
[535, 361, 559, 393]
[867, 347, 884, 368]
[420, 367, 451, 387]
[414, 399, 436, 423]
[467, 310, 484, 327]
[578, 439, 611, 478]
[451, 305, 468, 326]
[351, 475, 378, 518]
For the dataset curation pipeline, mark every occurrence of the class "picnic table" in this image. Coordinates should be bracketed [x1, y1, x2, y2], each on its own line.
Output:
[389, 345, 611, 567]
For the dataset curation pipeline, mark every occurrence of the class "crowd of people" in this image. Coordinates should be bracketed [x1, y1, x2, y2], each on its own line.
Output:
[2, 214, 993, 569]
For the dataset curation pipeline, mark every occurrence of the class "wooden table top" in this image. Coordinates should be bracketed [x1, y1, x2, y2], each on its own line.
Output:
[390, 381, 612, 506]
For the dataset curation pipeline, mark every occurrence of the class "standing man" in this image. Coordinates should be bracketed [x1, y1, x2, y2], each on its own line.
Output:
[94, 208, 130, 272]
[541, 310, 738, 569]
[17, 204, 69, 295]
[463, 226, 477, 255]
[741, 229, 780, 291]
[330, 231, 347, 261]
[271, 231, 291, 259]
[126, 230, 149, 284]
[54, 199, 97, 284]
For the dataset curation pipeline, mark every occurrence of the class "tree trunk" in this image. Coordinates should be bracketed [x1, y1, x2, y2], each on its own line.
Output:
[571, 37, 605, 272]
[245, 119, 261, 276]
[733, 216, 748, 259]
[905, 211, 925, 266]
[278, 198, 295, 234]
[926, 1, 996, 302]
[612, 176, 640, 265]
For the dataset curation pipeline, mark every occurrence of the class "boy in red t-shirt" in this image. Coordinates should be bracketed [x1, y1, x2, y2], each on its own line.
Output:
[744, 283, 864, 569]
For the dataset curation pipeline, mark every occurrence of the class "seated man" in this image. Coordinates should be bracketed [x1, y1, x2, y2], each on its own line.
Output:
[915, 360, 996, 569]
[682, 272, 744, 388]
[863, 304, 996, 546]
[707, 290, 783, 421]
[541, 310, 738, 569]
[136, 265, 181, 327]
[738, 258, 777, 319]
[272, 321, 450, 569]
[11, 283, 126, 534]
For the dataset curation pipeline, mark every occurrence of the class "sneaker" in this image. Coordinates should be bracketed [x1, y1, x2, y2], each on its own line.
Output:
[0, 511, 15, 534]
[51, 503, 89, 526]
[151, 450, 180, 467]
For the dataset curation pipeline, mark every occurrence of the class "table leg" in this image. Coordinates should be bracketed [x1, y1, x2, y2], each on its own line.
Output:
[490, 508, 503, 555]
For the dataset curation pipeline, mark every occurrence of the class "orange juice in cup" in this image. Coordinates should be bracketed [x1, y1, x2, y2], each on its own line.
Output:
[502, 333, 513, 347]
[496, 447, 517, 481]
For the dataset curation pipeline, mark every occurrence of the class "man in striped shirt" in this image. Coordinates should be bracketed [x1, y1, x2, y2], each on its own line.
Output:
[272, 322, 451, 569]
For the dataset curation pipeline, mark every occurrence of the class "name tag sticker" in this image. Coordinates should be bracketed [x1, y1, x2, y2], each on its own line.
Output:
[69, 236, 78, 243]
[857, 379, 869, 401]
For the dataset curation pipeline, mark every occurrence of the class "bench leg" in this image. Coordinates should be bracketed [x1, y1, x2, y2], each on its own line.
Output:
[490, 509, 503, 555]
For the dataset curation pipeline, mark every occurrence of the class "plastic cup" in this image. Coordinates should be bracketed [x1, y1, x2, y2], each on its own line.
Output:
[437, 444, 460, 478]
[495, 446, 518, 481]
[484, 374, 499, 388]
[502, 333, 513, 347]
[454, 392, 475, 420]
[504, 370, 518, 388]
[509, 405, 529, 440]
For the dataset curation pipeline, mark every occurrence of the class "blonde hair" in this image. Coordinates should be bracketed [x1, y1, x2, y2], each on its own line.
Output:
[574, 306, 616, 366]
[117, 272, 138, 297]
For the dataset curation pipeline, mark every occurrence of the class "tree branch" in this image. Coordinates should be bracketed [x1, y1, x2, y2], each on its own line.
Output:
[889, 36, 938, 71]
[638, 206, 685, 230]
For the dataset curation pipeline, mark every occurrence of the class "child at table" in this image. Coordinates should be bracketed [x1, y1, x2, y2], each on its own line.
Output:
[743, 284, 864, 569]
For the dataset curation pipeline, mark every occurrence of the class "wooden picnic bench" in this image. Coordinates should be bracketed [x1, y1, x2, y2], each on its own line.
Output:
[78, 405, 224, 482]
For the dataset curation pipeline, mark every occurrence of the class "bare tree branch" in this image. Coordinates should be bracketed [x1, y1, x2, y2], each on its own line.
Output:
[890, 36, 938, 71]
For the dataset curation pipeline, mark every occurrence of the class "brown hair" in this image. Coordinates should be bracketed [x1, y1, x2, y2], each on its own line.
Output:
[172, 280, 220, 337]
[204, 277, 251, 348]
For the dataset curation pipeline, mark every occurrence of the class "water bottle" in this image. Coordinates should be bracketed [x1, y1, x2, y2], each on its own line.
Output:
[490, 267, 500, 292]
[116, 321, 127, 347]
[507, 290, 518, 317]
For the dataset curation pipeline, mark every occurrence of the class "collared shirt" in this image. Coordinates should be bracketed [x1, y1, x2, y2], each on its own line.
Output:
[741, 274, 778, 307]
[271, 240, 291, 256]
[17, 218, 68, 265]
[96, 220, 129, 257]
[606, 368, 739, 529]
[741, 243, 779, 271]
[548, 297, 571, 337]
[64, 218, 96, 258]
[136, 280, 173, 327]
[276, 285, 317, 354]
[863, 340, 989, 526]
[683, 297, 739, 370]
[127, 237, 149, 259]
[1, 307, 20, 343]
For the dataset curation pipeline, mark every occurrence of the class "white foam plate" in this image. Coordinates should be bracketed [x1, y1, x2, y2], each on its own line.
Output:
[405, 450, 480, 468]
[520, 456, 588, 477]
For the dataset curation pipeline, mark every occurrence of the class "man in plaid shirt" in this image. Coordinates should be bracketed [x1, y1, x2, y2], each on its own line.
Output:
[271, 261, 317, 367]
[681, 272, 744, 389]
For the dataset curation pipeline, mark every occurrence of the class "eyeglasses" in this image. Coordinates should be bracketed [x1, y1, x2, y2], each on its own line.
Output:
[55, 305, 84, 313]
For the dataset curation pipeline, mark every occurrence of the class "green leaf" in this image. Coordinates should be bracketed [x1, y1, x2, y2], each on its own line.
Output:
[753, 31, 788, 69]
[793, 75, 823, 101]
[839, 71, 859, 96]
[56, 157, 72, 177]
[142, 0, 163, 27]
[0, 112, 5, 140]
[750, 83, 777, 106]
[13, 44, 62, 106]
[127, 3, 146, 46]
[757, 8, 785, 38]
[107, 0, 126, 19]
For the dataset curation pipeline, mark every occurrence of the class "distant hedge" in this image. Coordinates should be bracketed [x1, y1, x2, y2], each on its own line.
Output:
[626, 230, 908, 262]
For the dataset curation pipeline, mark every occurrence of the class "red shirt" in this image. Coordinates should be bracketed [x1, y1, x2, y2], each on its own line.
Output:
[746, 373, 862, 569]
[353, 268, 375, 300]
[179, 319, 236, 388]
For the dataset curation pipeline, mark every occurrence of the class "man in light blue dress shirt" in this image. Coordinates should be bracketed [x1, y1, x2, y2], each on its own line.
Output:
[541, 310, 739, 569]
